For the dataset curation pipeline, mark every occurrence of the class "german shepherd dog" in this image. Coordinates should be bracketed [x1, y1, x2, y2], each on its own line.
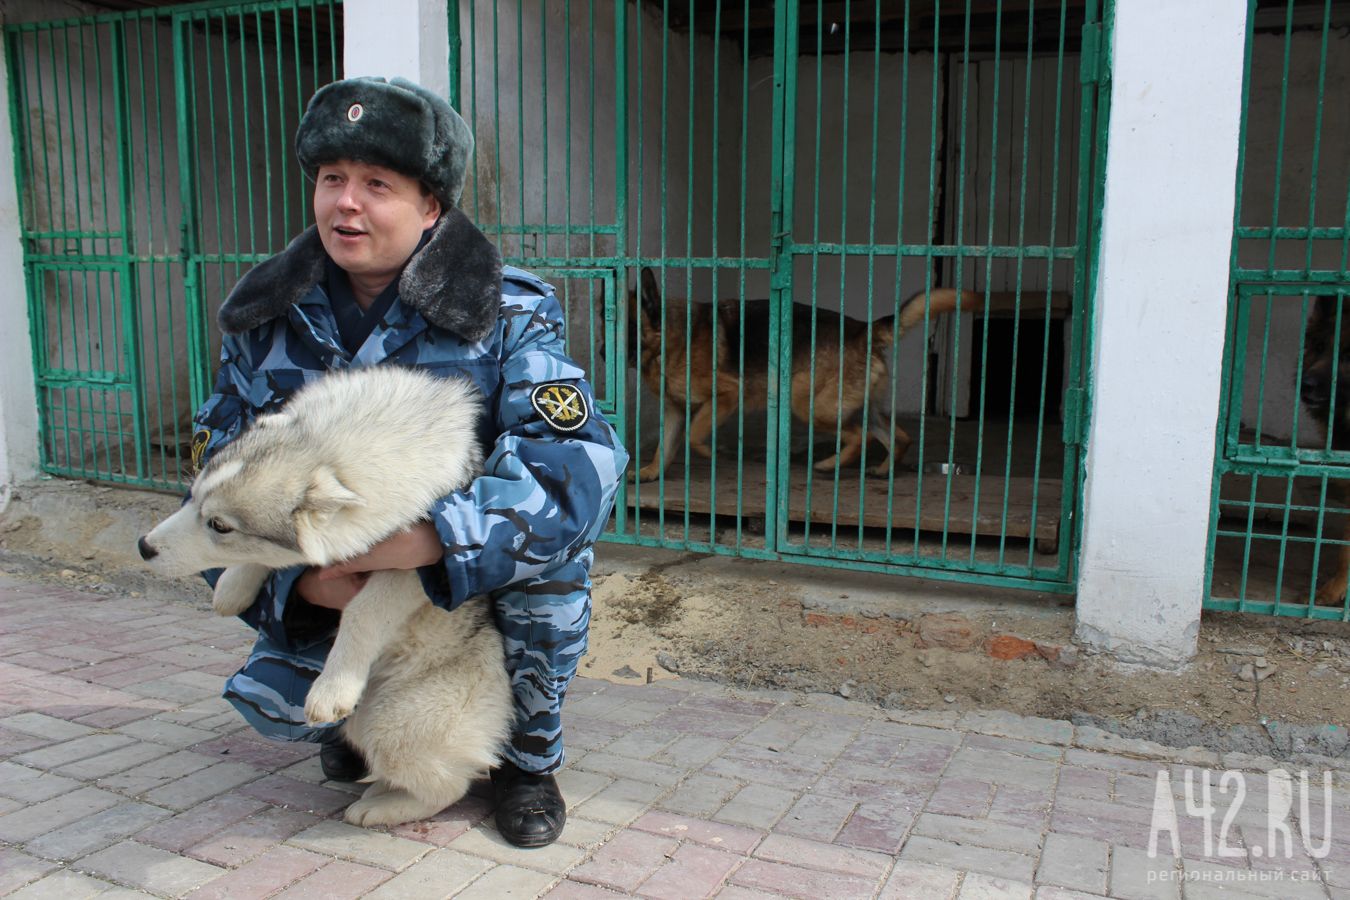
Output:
[631, 267, 985, 481]
[1301, 294, 1350, 605]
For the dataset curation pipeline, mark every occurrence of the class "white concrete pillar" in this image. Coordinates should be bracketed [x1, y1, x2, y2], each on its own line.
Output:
[1074, 0, 1248, 667]
[342, 0, 450, 99]
[0, 32, 40, 511]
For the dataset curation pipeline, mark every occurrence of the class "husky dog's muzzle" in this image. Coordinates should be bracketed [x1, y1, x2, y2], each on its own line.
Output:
[136, 504, 216, 576]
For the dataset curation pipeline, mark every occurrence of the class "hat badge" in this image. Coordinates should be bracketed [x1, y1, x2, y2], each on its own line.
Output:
[347, 103, 363, 122]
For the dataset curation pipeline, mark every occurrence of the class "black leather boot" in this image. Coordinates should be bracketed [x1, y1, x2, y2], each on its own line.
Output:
[491, 761, 566, 847]
[318, 735, 367, 782]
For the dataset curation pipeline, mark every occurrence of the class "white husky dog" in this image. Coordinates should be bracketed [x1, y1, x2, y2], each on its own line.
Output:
[138, 366, 513, 827]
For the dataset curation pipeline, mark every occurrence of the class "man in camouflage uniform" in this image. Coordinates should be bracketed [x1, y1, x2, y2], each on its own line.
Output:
[191, 76, 628, 848]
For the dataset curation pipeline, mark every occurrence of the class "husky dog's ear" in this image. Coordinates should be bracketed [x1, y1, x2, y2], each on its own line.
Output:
[299, 466, 364, 518]
[294, 467, 364, 560]
[640, 267, 663, 322]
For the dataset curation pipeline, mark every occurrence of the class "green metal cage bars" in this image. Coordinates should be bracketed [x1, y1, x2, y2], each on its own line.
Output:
[1206, 0, 1350, 620]
[5, 0, 342, 491]
[451, 0, 1110, 591]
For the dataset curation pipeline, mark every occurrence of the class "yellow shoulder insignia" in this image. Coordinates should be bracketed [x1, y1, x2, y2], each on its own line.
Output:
[190, 428, 211, 474]
[530, 383, 589, 432]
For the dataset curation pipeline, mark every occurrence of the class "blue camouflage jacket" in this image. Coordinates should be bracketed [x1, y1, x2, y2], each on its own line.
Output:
[192, 206, 628, 647]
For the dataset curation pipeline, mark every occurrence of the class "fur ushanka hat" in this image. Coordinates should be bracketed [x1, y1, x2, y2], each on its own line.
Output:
[295, 76, 474, 209]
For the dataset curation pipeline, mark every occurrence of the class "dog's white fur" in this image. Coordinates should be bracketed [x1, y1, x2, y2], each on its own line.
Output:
[139, 367, 513, 828]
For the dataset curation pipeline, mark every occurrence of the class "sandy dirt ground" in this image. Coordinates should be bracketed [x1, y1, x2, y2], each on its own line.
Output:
[579, 554, 1350, 752]
[2, 479, 1349, 759]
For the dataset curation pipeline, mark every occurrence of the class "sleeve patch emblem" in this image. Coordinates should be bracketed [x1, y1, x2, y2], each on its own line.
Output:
[190, 427, 211, 473]
[530, 383, 589, 432]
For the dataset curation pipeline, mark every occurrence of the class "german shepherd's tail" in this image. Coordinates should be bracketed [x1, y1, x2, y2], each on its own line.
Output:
[869, 288, 1069, 348]
[870, 288, 985, 349]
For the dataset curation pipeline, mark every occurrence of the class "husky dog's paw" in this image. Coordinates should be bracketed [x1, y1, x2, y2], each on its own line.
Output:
[344, 784, 444, 827]
[212, 564, 268, 617]
[304, 675, 364, 725]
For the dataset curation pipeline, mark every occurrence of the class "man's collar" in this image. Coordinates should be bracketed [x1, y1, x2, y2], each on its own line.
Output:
[217, 205, 503, 342]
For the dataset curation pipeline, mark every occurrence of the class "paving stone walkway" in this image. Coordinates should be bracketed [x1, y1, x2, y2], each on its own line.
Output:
[1, 574, 1348, 899]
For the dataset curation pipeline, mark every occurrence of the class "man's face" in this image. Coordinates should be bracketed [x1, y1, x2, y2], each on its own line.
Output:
[313, 160, 441, 287]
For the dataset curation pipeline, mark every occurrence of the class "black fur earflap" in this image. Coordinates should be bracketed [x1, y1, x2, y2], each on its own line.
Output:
[217, 226, 328, 335]
[399, 206, 503, 343]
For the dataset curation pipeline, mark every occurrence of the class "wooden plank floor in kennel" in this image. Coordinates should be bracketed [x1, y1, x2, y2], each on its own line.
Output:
[623, 416, 1067, 554]
[627, 460, 1062, 548]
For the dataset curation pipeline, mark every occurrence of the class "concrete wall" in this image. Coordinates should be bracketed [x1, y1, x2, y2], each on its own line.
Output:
[1075, 0, 1248, 667]
[0, 3, 41, 505]
[345, 0, 447, 97]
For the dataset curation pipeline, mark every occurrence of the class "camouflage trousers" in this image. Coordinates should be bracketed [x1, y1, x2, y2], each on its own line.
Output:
[221, 549, 593, 775]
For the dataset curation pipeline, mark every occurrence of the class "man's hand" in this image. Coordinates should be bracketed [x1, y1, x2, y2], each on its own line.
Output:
[298, 522, 443, 611]
[297, 566, 368, 611]
[317, 521, 444, 581]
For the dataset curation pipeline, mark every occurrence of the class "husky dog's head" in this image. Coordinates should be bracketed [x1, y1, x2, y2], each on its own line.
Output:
[137, 412, 365, 576]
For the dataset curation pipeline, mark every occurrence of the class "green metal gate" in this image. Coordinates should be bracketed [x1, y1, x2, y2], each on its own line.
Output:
[455, 0, 1111, 590]
[1206, 0, 1350, 619]
[6, 0, 341, 489]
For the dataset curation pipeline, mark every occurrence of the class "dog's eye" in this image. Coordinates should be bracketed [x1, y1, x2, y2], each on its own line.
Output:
[207, 518, 234, 535]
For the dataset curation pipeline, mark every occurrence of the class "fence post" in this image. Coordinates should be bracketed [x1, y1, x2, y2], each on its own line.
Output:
[342, 0, 450, 100]
[1074, 0, 1247, 666]
[0, 31, 40, 510]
